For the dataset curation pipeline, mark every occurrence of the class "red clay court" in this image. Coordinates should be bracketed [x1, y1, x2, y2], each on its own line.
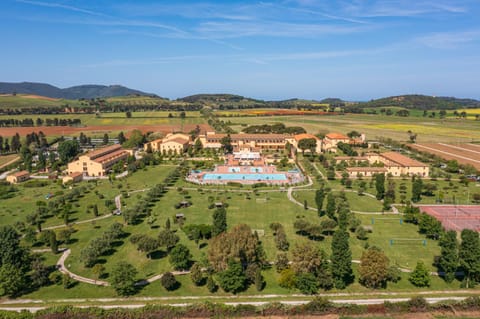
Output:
[419, 205, 480, 231]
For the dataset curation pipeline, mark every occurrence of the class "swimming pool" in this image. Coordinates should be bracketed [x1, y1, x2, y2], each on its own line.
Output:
[203, 173, 287, 181]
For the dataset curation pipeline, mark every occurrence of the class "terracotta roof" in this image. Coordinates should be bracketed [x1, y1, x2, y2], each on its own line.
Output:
[93, 149, 129, 164]
[206, 133, 288, 140]
[347, 167, 387, 172]
[294, 133, 319, 141]
[164, 137, 189, 145]
[11, 170, 29, 177]
[326, 133, 349, 140]
[381, 152, 427, 167]
[69, 172, 83, 178]
[85, 144, 122, 159]
[335, 156, 368, 161]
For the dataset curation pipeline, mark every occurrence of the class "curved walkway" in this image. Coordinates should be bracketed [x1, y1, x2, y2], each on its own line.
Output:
[56, 249, 190, 287]
[43, 213, 114, 231]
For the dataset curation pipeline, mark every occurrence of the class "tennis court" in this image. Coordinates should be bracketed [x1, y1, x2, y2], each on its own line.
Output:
[419, 205, 480, 231]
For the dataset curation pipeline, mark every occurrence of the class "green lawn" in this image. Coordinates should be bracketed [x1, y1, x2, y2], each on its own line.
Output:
[2, 160, 472, 300]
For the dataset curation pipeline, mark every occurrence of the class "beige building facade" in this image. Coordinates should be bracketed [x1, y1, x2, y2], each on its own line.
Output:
[144, 133, 190, 154]
[6, 170, 30, 184]
[67, 144, 131, 177]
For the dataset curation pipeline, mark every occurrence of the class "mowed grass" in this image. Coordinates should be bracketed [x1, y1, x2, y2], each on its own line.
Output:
[4, 163, 465, 299]
[221, 113, 480, 143]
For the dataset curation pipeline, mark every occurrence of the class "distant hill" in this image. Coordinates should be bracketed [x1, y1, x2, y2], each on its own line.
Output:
[355, 94, 480, 110]
[0, 82, 157, 99]
[178, 94, 261, 104]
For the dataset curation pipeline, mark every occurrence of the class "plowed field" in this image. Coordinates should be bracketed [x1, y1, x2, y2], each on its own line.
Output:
[0, 124, 213, 137]
[410, 143, 480, 170]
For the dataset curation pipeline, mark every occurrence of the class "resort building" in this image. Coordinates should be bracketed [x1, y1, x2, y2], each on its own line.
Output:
[143, 133, 190, 154]
[198, 132, 288, 151]
[62, 171, 83, 184]
[67, 144, 131, 177]
[346, 167, 388, 178]
[6, 170, 30, 184]
[369, 152, 430, 177]
[341, 152, 429, 178]
[286, 133, 322, 154]
[322, 133, 366, 152]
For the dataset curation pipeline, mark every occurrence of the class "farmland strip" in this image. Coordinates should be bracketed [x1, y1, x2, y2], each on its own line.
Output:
[438, 143, 480, 155]
[413, 144, 480, 164]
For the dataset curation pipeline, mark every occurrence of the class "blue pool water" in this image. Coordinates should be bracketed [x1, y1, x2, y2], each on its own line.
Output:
[203, 173, 287, 181]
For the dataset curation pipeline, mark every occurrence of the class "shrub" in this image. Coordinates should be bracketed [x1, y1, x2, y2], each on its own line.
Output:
[161, 272, 178, 291]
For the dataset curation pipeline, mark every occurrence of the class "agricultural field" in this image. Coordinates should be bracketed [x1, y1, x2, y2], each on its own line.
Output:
[0, 154, 20, 168]
[0, 111, 209, 138]
[221, 113, 480, 143]
[410, 143, 480, 171]
[0, 94, 85, 109]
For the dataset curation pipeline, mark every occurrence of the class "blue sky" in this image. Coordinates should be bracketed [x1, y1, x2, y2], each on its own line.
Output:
[1, 0, 480, 100]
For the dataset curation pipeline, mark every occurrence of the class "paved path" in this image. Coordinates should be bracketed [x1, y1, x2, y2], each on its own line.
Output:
[56, 249, 191, 287]
[57, 249, 109, 286]
[0, 296, 472, 313]
[43, 213, 113, 231]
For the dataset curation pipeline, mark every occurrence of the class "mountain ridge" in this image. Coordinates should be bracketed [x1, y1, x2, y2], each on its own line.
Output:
[0, 82, 157, 99]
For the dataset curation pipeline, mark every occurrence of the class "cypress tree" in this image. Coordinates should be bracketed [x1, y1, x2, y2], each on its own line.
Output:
[439, 230, 458, 283]
[315, 188, 326, 217]
[326, 193, 336, 220]
[375, 173, 385, 200]
[331, 229, 353, 289]
[459, 229, 480, 288]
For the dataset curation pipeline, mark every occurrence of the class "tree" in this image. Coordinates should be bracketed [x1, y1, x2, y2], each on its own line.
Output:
[291, 242, 323, 275]
[0, 225, 30, 271]
[439, 230, 458, 283]
[125, 111, 132, 118]
[103, 133, 109, 145]
[123, 129, 145, 148]
[359, 247, 389, 289]
[212, 207, 227, 237]
[295, 272, 318, 294]
[459, 229, 480, 288]
[220, 135, 233, 153]
[30, 255, 50, 288]
[0, 264, 26, 297]
[117, 131, 126, 145]
[208, 224, 264, 272]
[161, 272, 178, 291]
[169, 244, 192, 270]
[331, 229, 353, 289]
[315, 188, 325, 216]
[57, 140, 80, 164]
[411, 176, 423, 203]
[217, 260, 246, 294]
[409, 261, 431, 287]
[190, 263, 203, 286]
[275, 252, 289, 273]
[206, 275, 217, 292]
[375, 173, 385, 200]
[136, 236, 159, 258]
[326, 192, 336, 220]
[278, 268, 296, 289]
[110, 262, 137, 296]
[297, 138, 317, 155]
[92, 264, 106, 280]
[158, 229, 179, 251]
[254, 268, 264, 291]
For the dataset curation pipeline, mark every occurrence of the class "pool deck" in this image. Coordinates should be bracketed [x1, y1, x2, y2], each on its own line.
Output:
[187, 164, 304, 185]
